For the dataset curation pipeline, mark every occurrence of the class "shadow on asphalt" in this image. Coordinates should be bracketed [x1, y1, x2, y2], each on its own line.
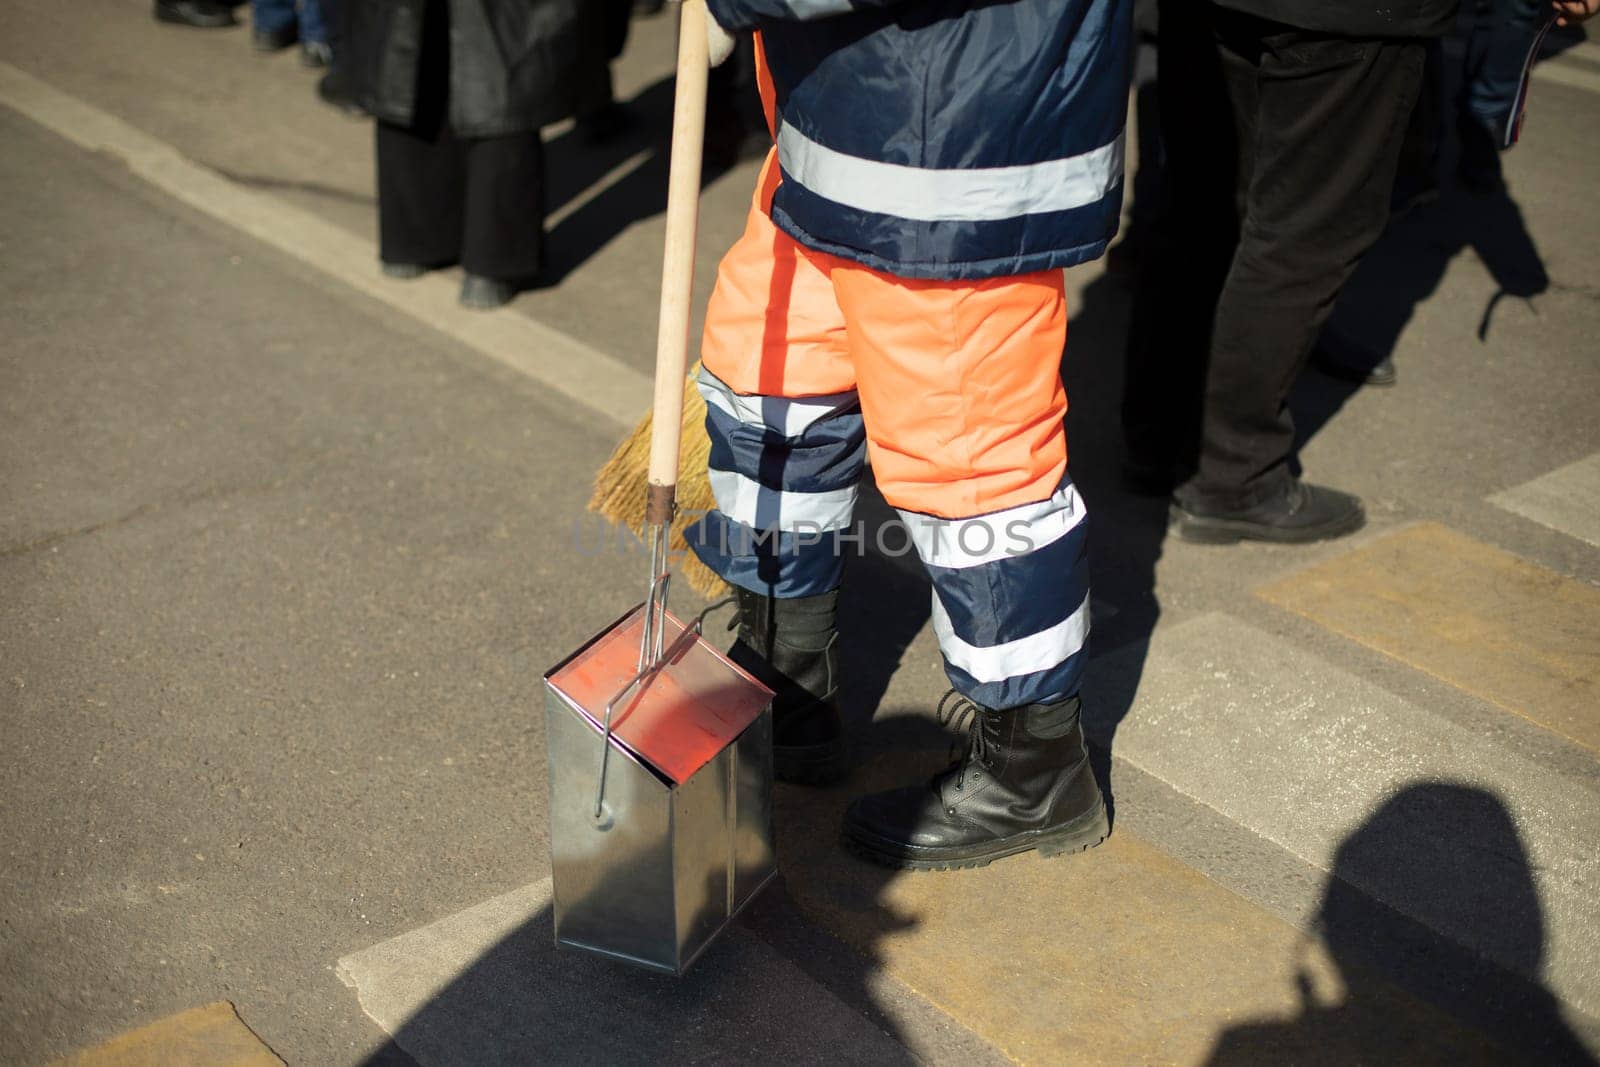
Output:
[1296, 179, 1550, 455]
[540, 65, 758, 287]
[1206, 784, 1595, 1065]
[351, 892, 923, 1066]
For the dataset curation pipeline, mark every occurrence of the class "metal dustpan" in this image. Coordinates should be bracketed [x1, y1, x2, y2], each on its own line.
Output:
[542, 0, 776, 975]
[543, 576, 776, 975]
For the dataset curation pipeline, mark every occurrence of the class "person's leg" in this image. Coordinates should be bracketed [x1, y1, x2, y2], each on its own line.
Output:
[297, 0, 331, 65]
[1119, 0, 1240, 491]
[250, 0, 297, 48]
[687, 154, 862, 782]
[830, 262, 1105, 869]
[1459, 0, 1546, 189]
[575, 0, 636, 143]
[458, 131, 548, 298]
[1174, 17, 1427, 537]
[313, 0, 365, 113]
[297, 0, 328, 44]
[316, 0, 339, 51]
[1463, 0, 1546, 131]
[375, 1, 462, 273]
[376, 122, 466, 271]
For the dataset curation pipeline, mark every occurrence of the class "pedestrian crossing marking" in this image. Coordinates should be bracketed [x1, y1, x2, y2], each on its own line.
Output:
[1490, 451, 1600, 550]
[52, 1002, 282, 1067]
[776, 764, 1500, 1065]
[1086, 612, 1600, 1022]
[1257, 522, 1600, 753]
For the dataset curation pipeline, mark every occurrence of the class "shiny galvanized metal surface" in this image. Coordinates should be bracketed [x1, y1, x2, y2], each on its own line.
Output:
[547, 604, 772, 785]
[544, 603, 777, 975]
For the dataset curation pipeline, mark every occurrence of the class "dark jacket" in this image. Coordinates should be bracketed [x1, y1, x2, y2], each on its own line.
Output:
[1210, 0, 1459, 37]
[345, 0, 599, 137]
[706, 0, 1131, 281]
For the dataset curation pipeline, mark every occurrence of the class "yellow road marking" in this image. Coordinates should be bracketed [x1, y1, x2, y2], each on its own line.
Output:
[53, 1002, 282, 1067]
[1257, 522, 1600, 753]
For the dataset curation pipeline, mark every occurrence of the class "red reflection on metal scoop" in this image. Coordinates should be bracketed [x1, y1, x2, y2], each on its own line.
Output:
[547, 604, 773, 786]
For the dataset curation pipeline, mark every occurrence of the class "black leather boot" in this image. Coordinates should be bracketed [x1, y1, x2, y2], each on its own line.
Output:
[727, 588, 850, 784]
[843, 691, 1107, 870]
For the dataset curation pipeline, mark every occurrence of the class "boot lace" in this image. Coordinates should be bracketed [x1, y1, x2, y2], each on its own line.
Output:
[937, 689, 989, 790]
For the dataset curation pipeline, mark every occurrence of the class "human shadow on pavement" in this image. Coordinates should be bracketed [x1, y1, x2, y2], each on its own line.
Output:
[1292, 179, 1549, 460]
[1204, 783, 1596, 1064]
[1061, 268, 1173, 824]
[539, 75, 746, 286]
[351, 881, 923, 1066]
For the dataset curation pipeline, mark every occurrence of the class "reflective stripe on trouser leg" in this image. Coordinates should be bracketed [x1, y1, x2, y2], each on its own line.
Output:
[688, 368, 865, 596]
[901, 478, 1090, 710]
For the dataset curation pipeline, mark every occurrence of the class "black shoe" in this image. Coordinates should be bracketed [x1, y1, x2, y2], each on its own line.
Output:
[1314, 351, 1397, 388]
[300, 40, 333, 69]
[153, 0, 236, 28]
[727, 588, 850, 784]
[459, 274, 518, 309]
[1312, 342, 1397, 388]
[843, 692, 1108, 870]
[252, 24, 297, 52]
[1171, 479, 1365, 545]
[317, 69, 366, 117]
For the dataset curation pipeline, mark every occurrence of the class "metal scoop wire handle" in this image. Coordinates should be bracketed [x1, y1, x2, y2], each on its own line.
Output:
[594, 0, 710, 822]
[593, 527, 673, 820]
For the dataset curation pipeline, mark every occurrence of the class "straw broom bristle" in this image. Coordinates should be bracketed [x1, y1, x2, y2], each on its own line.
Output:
[588, 368, 728, 599]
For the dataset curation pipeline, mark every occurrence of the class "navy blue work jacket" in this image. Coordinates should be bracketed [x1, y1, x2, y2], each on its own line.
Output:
[706, 0, 1133, 280]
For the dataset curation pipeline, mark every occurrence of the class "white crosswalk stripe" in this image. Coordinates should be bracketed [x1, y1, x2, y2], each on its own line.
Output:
[1089, 613, 1600, 1020]
[1490, 451, 1600, 548]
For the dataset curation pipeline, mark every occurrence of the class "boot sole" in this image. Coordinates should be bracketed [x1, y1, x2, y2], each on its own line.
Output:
[842, 798, 1109, 871]
[1169, 504, 1365, 545]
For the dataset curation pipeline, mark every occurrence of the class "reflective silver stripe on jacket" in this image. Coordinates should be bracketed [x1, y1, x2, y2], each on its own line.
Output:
[776, 121, 1125, 223]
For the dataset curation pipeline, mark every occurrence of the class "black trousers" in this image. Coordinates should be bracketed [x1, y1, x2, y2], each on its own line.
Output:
[375, 0, 546, 281]
[1122, 2, 1426, 510]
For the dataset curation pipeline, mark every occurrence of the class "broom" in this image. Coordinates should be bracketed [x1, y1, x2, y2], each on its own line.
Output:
[587, 370, 725, 597]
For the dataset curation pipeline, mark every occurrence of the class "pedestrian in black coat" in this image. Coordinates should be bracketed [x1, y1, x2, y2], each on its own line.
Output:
[344, 0, 604, 307]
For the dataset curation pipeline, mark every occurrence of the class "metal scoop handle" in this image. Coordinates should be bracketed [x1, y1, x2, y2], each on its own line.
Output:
[595, 1, 711, 821]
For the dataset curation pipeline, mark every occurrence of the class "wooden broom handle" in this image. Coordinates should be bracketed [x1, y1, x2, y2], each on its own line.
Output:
[644, 0, 711, 527]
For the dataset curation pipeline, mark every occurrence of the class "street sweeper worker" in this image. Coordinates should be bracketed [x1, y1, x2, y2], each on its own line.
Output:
[683, 0, 1130, 870]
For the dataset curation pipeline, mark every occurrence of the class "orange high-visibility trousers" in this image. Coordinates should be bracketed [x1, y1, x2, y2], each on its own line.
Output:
[688, 153, 1090, 710]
